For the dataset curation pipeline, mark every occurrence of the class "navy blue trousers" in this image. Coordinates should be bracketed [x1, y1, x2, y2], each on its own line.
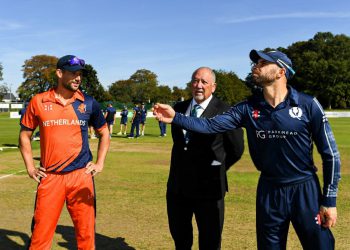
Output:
[256, 176, 334, 250]
[129, 121, 140, 137]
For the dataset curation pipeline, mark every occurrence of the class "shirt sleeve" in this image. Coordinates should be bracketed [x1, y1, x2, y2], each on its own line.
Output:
[20, 97, 39, 131]
[173, 104, 245, 134]
[89, 99, 107, 131]
[310, 98, 341, 207]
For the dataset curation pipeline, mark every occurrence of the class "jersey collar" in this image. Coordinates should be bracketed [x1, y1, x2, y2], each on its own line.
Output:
[42, 88, 85, 103]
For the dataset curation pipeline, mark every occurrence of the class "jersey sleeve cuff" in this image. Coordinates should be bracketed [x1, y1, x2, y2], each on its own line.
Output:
[321, 196, 336, 207]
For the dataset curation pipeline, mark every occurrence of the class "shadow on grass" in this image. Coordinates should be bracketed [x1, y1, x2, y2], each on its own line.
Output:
[0, 228, 30, 249]
[0, 226, 136, 250]
[2, 143, 18, 147]
[56, 225, 136, 250]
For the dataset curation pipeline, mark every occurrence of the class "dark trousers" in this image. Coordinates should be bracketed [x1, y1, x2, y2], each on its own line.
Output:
[129, 121, 140, 137]
[159, 122, 167, 136]
[256, 176, 335, 250]
[166, 191, 224, 250]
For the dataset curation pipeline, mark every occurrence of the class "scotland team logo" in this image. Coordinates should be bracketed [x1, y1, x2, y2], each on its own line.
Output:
[289, 107, 303, 120]
[78, 103, 86, 114]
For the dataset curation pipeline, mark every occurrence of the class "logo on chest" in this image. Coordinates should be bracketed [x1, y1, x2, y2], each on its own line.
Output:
[44, 104, 53, 111]
[77, 104, 86, 114]
[289, 107, 303, 120]
[252, 109, 260, 120]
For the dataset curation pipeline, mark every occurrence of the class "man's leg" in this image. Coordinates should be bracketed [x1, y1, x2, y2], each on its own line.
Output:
[167, 191, 194, 250]
[256, 177, 290, 250]
[291, 177, 335, 250]
[29, 174, 66, 250]
[66, 168, 96, 250]
[194, 198, 224, 250]
[135, 123, 140, 137]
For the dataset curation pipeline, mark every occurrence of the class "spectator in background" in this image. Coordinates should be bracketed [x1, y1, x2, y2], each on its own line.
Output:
[104, 102, 117, 138]
[158, 121, 167, 137]
[117, 105, 129, 136]
[128, 103, 141, 138]
[140, 103, 147, 136]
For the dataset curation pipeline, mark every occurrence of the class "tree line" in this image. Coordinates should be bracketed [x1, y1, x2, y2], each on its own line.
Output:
[0, 32, 349, 109]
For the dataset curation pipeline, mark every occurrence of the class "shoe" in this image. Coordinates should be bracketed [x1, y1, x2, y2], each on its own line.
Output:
[123, 132, 126, 135]
[117, 132, 122, 135]
[128, 136, 134, 139]
[90, 135, 97, 139]
[32, 137, 40, 141]
[164, 134, 167, 136]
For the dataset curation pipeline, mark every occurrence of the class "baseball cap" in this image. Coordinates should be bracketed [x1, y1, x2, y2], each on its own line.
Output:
[57, 55, 86, 72]
[249, 50, 295, 79]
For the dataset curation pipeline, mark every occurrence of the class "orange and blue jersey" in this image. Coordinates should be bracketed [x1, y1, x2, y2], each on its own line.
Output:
[21, 88, 106, 173]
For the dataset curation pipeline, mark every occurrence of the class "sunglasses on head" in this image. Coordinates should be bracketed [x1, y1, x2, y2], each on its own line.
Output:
[64, 57, 85, 67]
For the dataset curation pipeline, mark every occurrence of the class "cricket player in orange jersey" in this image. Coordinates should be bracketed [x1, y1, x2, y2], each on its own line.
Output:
[19, 55, 110, 250]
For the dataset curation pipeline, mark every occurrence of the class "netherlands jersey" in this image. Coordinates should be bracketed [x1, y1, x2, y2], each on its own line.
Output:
[173, 86, 341, 207]
[21, 88, 107, 173]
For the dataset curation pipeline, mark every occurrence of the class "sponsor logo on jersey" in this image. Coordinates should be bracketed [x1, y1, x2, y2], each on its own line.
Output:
[256, 130, 298, 139]
[289, 107, 302, 120]
[252, 109, 260, 120]
[256, 130, 266, 139]
[78, 103, 86, 114]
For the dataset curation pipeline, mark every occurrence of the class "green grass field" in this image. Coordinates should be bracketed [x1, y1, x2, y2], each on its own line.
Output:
[0, 112, 349, 249]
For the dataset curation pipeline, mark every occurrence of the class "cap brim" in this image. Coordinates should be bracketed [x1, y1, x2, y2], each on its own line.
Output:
[60, 65, 86, 72]
[249, 50, 275, 63]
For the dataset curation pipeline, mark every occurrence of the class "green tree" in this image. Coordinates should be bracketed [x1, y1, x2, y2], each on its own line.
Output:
[80, 64, 109, 102]
[108, 79, 135, 104]
[17, 55, 58, 101]
[172, 86, 189, 102]
[0, 84, 9, 101]
[129, 69, 158, 103]
[154, 85, 172, 103]
[214, 70, 251, 105]
[286, 32, 350, 108]
[0, 62, 3, 81]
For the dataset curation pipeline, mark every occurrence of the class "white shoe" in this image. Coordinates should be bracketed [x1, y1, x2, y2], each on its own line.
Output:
[117, 132, 122, 135]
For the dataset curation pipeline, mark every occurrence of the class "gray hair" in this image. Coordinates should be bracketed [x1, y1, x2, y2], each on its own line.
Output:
[192, 67, 216, 83]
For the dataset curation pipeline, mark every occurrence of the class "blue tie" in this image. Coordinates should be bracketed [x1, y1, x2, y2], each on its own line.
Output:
[185, 104, 200, 144]
[190, 104, 200, 117]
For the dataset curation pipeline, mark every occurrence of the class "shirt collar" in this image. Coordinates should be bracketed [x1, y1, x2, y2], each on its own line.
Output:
[191, 94, 213, 110]
[42, 88, 85, 103]
[253, 85, 299, 107]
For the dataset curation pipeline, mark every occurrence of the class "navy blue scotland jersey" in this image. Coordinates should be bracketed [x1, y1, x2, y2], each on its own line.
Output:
[173, 86, 341, 207]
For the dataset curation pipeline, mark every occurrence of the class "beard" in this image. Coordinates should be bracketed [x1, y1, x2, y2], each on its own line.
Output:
[62, 80, 80, 92]
[252, 69, 277, 87]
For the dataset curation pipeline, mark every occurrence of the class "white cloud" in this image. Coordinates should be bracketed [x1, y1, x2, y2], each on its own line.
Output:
[0, 20, 23, 30]
[219, 12, 350, 24]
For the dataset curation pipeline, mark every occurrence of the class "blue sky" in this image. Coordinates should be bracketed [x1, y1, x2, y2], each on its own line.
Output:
[1, 0, 350, 95]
